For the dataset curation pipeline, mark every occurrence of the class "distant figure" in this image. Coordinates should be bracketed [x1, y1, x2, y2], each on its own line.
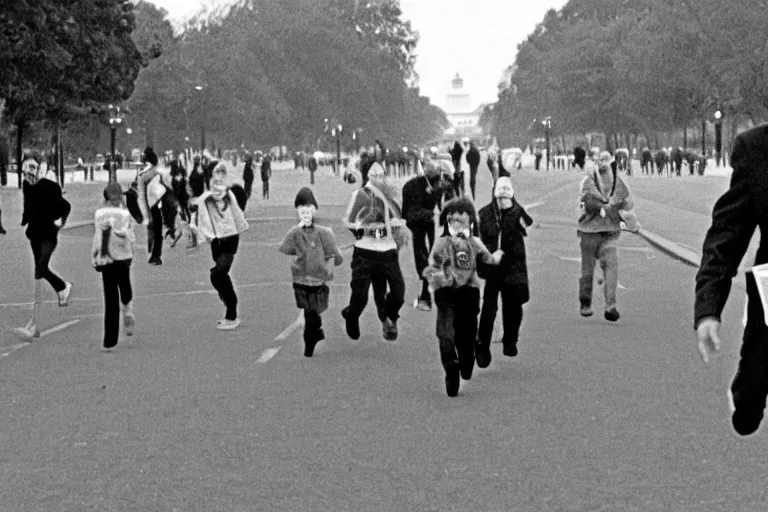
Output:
[465, 141, 481, 200]
[261, 154, 272, 199]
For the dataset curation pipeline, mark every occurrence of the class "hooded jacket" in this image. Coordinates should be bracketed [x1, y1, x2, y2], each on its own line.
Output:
[578, 167, 633, 234]
[343, 179, 407, 251]
[92, 206, 135, 267]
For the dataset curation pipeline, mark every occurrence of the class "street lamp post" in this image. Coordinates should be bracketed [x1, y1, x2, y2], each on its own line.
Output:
[194, 85, 205, 152]
[701, 119, 706, 158]
[332, 124, 342, 176]
[714, 109, 723, 167]
[542, 117, 552, 171]
[108, 104, 123, 182]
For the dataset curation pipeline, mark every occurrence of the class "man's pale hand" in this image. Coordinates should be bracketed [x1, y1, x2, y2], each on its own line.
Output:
[696, 317, 722, 364]
[491, 250, 504, 264]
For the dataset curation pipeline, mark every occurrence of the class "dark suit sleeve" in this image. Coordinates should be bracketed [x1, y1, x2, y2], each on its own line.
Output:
[694, 135, 757, 328]
[401, 181, 411, 221]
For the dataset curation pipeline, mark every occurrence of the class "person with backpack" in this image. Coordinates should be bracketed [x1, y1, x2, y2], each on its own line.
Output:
[15, 158, 73, 339]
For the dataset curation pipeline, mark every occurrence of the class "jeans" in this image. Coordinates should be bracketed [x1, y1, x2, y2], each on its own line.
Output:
[211, 235, 240, 320]
[410, 222, 435, 301]
[578, 231, 619, 308]
[347, 247, 405, 322]
[477, 280, 524, 349]
[435, 286, 480, 377]
[101, 260, 133, 348]
[30, 238, 66, 292]
[147, 204, 163, 260]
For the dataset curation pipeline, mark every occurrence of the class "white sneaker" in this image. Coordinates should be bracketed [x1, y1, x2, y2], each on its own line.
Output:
[58, 282, 73, 307]
[123, 312, 135, 336]
[216, 318, 241, 331]
[14, 325, 40, 340]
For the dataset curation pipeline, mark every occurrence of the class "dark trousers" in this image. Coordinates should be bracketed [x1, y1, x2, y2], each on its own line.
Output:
[452, 171, 465, 197]
[101, 260, 133, 348]
[210, 235, 239, 320]
[147, 204, 163, 260]
[469, 165, 479, 199]
[30, 238, 66, 292]
[435, 286, 480, 376]
[477, 280, 524, 350]
[410, 222, 435, 301]
[731, 274, 768, 435]
[347, 247, 405, 322]
[262, 180, 269, 199]
[244, 180, 253, 199]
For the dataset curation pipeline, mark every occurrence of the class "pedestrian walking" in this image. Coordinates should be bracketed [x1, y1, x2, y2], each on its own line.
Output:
[476, 177, 534, 364]
[170, 153, 190, 222]
[136, 147, 172, 265]
[423, 197, 502, 397]
[15, 158, 73, 339]
[340, 162, 408, 341]
[449, 141, 465, 197]
[577, 151, 635, 321]
[261, 154, 272, 199]
[402, 160, 452, 312]
[695, 124, 768, 436]
[92, 182, 136, 350]
[190, 163, 249, 330]
[466, 141, 481, 200]
[279, 187, 344, 357]
[242, 153, 254, 199]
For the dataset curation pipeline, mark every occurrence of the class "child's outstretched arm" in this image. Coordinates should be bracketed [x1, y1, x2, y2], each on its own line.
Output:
[473, 236, 502, 265]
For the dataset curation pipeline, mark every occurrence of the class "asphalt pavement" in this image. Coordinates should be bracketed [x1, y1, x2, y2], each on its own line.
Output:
[1, 158, 766, 511]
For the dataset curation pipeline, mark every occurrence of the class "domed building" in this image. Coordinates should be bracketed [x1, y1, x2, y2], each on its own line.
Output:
[443, 73, 486, 138]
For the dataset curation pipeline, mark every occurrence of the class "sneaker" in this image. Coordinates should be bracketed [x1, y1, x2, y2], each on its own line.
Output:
[580, 304, 593, 317]
[148, 257, 162, 266]
[476, 345, 492, 368]
[503, 343, 518, 357]
[604, 306, 620, 322]
[123, 311, 135, 336]
[0, 226, 6, 235]
[341, 307, 360, 340]
[14, 325, 40, 340]
[415, 299, 432, 312]
[58, 282, 73, 307]
[445, 366, 460, 397]
[382, 318, 398, 341]
[216, 318, 241, 331]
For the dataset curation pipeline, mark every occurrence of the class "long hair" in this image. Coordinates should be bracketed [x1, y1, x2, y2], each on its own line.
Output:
[438, 197, 479, 237]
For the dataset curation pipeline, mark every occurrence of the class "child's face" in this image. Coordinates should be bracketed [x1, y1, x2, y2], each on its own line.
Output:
[297, 205, 315, 225]
[447, 211, 470, 235]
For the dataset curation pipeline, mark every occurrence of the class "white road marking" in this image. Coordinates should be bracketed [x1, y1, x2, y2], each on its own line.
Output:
[559, 256, 582, 263]
[274, 312, 304, 341]
[257, 347, 281, 363]
[40, 319, 81, 337]
[0, 281, 347, 309]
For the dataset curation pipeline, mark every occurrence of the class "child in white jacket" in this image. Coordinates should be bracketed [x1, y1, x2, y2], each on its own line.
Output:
[92, 182, 136, 350]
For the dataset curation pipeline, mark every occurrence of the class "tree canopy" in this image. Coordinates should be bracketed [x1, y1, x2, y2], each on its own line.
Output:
[122, 0, 446, 152]
[489, 0, 768, 148]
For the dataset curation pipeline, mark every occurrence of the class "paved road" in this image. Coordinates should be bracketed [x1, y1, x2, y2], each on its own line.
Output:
[1, 158, 766, 511]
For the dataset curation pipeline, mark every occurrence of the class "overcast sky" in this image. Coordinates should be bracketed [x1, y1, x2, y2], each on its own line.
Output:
[149, 0, 569, 110]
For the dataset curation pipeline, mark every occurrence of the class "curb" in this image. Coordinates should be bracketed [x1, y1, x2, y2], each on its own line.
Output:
[635, 229, 701, 268]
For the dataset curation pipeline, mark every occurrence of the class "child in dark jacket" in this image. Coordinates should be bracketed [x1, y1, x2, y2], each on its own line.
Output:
[280, 187, 344, 357]
[423, 197, 502, 397]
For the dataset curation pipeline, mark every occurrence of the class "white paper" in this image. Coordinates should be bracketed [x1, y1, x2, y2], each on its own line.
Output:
[747, 263, 768, 325]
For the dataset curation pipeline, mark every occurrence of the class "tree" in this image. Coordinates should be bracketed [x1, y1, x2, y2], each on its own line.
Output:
[1, 0, 145, 185]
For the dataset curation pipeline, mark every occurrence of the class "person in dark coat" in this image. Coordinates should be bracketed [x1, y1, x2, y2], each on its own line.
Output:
[242, 154, 255, 199]
[261, 154, 272, 199]
[449, 141, 465, 197]
[15, 158, 73, 339]
[466, 141, 481, 200]
[695, 124, 768, 436]
[169, 154, 190, 222]
[402, 160, 452, 311]
[476, 177, 533, 363]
